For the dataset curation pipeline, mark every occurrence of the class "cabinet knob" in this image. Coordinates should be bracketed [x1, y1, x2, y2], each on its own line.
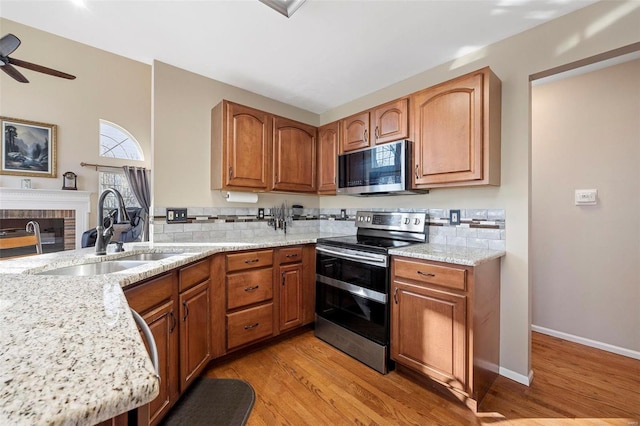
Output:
[417, 271, 436, 278]
[363, 129, 368, 143]
[375, 126, 379, 140]
[393, 287, 398, 304]
[244, 322, 259, 330]
[415, 164, 419, 180]
[182, 301, 189, 322]
[244, 285, 260, 292]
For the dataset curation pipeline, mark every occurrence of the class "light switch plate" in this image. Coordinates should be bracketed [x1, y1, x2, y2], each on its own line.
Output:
[575, 189, 597, 206]
[167, 208, 188, 223]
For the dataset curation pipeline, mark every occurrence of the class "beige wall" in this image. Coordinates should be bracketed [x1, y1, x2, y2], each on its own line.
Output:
[152, 61, 319, 210]
[0, 19, 152, 228]
[317, 1, 640, 380]
[532, 59, 640, 353]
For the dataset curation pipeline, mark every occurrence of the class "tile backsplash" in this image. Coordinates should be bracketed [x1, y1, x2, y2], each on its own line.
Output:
[152, 206, 505, 250]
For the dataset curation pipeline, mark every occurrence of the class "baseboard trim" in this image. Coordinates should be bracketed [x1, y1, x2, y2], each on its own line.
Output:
[531, 325, 640, 360]
[498, 366, 533, 386]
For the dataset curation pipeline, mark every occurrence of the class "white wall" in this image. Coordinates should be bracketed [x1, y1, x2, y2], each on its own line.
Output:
[532, 59, 640, 354]
[318, 1, 640, 381]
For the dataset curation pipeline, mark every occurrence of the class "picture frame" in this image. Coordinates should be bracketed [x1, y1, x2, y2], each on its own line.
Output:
[1, 116, 57, 178]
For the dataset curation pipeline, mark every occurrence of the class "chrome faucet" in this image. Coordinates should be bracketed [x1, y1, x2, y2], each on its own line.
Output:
[95, 188, 130, 255]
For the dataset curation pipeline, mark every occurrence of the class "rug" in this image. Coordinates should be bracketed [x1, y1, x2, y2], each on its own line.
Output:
[160, 378, 255, 426]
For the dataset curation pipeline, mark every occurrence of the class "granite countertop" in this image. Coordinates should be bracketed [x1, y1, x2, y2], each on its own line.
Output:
[389, 243, 506, 266]
[0, 232, 504, 424]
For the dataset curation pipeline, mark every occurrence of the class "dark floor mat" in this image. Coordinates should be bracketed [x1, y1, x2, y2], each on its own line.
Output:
[160, 378, 255, 426]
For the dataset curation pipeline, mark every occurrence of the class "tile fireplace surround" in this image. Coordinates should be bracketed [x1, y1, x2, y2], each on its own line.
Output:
[0, 188, 92, 250]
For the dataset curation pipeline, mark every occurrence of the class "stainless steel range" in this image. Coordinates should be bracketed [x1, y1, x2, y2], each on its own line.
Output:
[315, 210, 428, 373]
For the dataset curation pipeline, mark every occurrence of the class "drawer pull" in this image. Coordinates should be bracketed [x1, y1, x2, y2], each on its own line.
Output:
[244, 285, 260, 292]
[285, 254, 298, 258]
[244, 322, 259, 330]
[393, 287, 398, 304]
[417, 271, 436, 278]
[244, 258, 260, 264]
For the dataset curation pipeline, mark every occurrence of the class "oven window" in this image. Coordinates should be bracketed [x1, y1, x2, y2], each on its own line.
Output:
[316, 283, 388, 344]
[316, 252, 388, 294]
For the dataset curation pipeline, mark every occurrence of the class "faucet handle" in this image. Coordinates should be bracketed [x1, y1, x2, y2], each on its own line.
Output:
[109, 241, 125, 252]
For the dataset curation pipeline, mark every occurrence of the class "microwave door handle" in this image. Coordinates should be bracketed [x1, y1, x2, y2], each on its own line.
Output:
[316, 246, 386, 264]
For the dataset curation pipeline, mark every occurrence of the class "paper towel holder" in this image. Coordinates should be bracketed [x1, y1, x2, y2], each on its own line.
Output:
[224, 190, 259, 203]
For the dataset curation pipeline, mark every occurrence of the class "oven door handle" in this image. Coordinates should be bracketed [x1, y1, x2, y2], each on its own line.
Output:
[316, 246, 387, 264]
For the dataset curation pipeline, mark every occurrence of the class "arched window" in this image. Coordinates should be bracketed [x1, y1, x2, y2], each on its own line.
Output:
[99, 120, 144, 160]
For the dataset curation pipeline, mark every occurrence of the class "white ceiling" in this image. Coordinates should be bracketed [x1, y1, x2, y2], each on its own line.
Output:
[0, 0, 599, 114]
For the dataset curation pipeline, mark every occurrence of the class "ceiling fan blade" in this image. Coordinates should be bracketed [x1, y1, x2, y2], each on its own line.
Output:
[0, 33, 21, 57]
[8, 57, 76, 80]
[1, 63, 29, 83]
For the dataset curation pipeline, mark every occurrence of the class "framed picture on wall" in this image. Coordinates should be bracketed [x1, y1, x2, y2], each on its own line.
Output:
[0, 116, 57, 178]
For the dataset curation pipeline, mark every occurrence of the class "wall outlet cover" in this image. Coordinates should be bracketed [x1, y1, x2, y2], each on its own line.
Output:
[449, 209, 461, 225]
[258, 208, 265, 219]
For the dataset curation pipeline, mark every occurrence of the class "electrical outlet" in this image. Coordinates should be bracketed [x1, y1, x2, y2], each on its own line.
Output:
[340, 209, 347, 219]
[167, 208, 188, 223]
[258, 208, 265, 219]
[449, 209, 461, 225]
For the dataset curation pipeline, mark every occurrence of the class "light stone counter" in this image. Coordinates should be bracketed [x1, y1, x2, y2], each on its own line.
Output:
[0, 232, 504, 424]
[0, 233, 338, 425]
[389, 242, 506, 266]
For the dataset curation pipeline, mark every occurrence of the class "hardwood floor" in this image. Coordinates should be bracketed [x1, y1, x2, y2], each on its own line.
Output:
[204, 330, 640, 425]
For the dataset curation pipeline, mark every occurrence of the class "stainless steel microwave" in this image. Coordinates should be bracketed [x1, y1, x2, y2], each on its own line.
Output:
[337, 140, 428, 196]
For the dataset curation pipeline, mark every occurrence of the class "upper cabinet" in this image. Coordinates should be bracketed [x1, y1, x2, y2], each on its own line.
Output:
[272, 116, 317, 193]
[211, 100, 271, 191]
[340, 98, 409, 153]
[411, 67, 501, 188]
[317, 121, 339, 194]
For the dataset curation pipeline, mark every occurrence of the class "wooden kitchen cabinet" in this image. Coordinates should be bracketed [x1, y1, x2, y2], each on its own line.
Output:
[178, 258, 211, 393]
[277, 246, 304, 332]
[272, 116, 317, 193]
[211, 100, 271, 191]
[225, 249, 275, 351]
[317, 121, 339, 194]
[391, 256, 501, 411]
[340, 98, 409, 153]
[411, 67, 501, 188]
[125, 272, 179, 426]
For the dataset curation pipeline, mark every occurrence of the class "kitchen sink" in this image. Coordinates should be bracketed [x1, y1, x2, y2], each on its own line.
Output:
[118, 252, 178, 261]
[37, 260, 150, 276]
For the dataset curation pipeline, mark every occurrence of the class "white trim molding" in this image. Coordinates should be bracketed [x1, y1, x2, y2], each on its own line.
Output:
[499, 367, 534, 386]
[0, 188, 93, 249]
[532, 325, 640, 361]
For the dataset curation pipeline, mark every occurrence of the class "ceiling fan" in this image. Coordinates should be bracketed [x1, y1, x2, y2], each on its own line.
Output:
[0, 33, 76, 83]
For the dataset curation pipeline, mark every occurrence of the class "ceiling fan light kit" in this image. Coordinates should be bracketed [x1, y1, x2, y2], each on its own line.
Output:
[0, 33, 76, 83]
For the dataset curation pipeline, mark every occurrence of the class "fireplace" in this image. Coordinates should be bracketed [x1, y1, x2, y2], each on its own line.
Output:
[0, 188, 92, 252]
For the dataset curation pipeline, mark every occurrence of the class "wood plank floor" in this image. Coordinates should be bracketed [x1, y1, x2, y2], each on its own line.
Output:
[204, 330, 640, 425]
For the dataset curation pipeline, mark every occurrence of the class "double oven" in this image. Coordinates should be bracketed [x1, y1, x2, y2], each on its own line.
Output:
[315, 211, 428, 373]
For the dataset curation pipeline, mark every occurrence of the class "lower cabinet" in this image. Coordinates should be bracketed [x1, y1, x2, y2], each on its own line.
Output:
[391, 256, 501, 411]
[278, 247, 304, 332]
[125, 272, 179, 426]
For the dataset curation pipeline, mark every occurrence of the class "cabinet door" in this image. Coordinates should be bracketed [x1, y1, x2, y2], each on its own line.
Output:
[341, 111, 370, 152]
[141, 300, 179, 426]
[279, 263, 303, 332]
[272, 116, 317, 192]
[179, 280, 211, 393]
[225, 102, 271, 189]
[412, 72, 483, 185]
[391, 282, 467, 392]
[317, 121, 339, 194]
[372, 98, 408, 145]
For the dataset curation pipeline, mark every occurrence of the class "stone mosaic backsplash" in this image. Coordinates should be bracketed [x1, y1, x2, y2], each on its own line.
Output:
[152, 207, 505, 250]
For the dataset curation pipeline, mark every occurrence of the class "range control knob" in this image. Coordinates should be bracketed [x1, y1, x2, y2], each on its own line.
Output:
[404, 217, 410, 225]
[414, 218, 421, 225]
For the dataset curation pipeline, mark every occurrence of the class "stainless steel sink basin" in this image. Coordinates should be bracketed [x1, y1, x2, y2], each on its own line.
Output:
[118, 253, 178, 261]
[37, 260, 150, 276]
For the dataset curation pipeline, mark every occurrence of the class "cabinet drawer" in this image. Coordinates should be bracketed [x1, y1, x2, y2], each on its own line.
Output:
[277, 246, 303, 264]
[227, 268, 273, 310]
[226, 303, 274, 349]
[179, 258, 210, 292]
[394, 258, 466, 291]
[125, 272, 176, 313]
[226, 250, 273, 272]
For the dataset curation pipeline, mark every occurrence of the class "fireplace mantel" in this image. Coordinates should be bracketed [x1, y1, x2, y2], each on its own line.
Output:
[0, 188, 93, 249]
